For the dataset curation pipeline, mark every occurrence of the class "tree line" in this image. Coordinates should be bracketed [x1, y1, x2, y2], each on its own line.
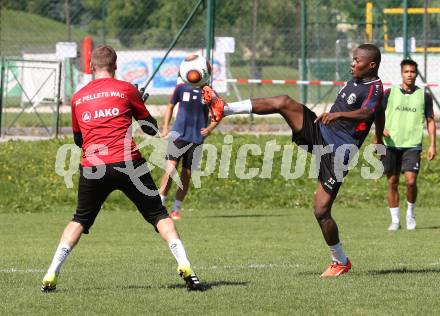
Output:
[3, 0, 440, 66]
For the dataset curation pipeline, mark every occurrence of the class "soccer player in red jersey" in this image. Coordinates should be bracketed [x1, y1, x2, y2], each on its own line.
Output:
[203, 44, 384, 277]
[41, 45, 202, 292]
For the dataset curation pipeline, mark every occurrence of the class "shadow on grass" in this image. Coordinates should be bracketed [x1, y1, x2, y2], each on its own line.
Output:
[54, 281, 249, 293]
[56, 284, 155, 292]
[295, 271, 322, 276]
[367, 268, 440, 275]
[205, 214, 290, 219]
[164, 280, 249, 291]
[118, 284, 154, 290]
[416, 226, 440, 230]
[296, 267, 440, 277]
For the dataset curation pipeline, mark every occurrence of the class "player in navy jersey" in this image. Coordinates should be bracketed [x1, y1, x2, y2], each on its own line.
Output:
[41, 45, 203, 292]
[202, 44, 383, 277]
[159, 81, 218, 220]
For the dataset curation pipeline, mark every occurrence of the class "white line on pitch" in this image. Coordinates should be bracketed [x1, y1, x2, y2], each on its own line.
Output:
[195, 263, 303, 270]
[0, 268, 45, 273]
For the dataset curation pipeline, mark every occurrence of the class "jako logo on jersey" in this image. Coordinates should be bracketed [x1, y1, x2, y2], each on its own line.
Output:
[396, 105, 417, 112]
[82, 111, 92, 122]
[94, 108, 120, 119]
[346, 93, 357, 105]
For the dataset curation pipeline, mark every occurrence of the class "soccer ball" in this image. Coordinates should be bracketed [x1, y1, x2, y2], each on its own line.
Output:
[179, 54, 211, 87]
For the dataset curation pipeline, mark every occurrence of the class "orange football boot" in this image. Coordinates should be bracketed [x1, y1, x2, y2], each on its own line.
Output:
[170, 209, 181, 220]
[320, 258, 352, 277]
[201, 85, 225, 122]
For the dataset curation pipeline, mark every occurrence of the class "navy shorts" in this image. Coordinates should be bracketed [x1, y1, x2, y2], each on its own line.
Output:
[382, 148, 421, 176]
[291, 105, 347, 197]
[73, 158, 168, 234]
[166, 139, 202, 169]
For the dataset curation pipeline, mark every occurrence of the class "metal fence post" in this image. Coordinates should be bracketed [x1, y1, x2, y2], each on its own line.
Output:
[300, 0, 307, 104]
[142, 0, 204, 91]
[101, 0, 107, 44]
[403, 0, 408, 58]
[55, 61, 63, 138]
[0, 58, 4, 138]
[206, 0, 215, 79]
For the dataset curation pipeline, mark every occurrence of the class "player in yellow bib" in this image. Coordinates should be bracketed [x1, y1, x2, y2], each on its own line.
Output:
[380, 59, 436, 231]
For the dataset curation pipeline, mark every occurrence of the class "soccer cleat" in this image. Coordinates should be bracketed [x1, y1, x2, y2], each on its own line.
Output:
[178, 265, 203, 291]
[41, 271, 58, 292]
[201, 85, 225, 122]
[388, 222, 401, 231]
[170, 210, 181, 220]
[320, 258, 352, 277]
[406, 217, 416, 230]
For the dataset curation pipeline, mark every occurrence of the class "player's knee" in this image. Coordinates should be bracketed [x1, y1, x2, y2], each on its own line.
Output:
[388, 178, 399, 191]
[142, 205, 169, 231]
[275, 95, 294, 111]
[71, 217, 92, 234]
[314, 206, 331, 224]
[406, 179, 417, 190]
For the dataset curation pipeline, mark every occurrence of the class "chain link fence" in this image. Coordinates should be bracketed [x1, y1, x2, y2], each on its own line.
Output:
[1, 0, 439, 137]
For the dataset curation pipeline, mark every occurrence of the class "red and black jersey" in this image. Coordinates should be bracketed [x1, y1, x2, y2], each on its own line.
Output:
[71, 77, 150, 166]
[319, 78, 383, 150]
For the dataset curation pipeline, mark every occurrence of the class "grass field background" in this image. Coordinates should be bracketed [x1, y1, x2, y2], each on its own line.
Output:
[1, 134, 440, 213]
[1, 208, 440, 315]
[1, 135, 440, 314]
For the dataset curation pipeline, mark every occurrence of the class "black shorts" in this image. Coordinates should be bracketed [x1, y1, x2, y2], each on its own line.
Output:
[166, 139, 202, 169]
[291, 105, 345, 197]
[72, 158, 168, 234]
[382, 148, 421, 176]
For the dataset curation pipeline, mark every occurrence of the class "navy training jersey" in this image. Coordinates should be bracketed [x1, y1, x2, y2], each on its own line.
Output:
[170, 83, 209, 144]
[319, 78, 383, 150]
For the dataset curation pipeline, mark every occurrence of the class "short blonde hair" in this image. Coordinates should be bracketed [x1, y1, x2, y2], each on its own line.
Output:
[91, 45, 117, 72]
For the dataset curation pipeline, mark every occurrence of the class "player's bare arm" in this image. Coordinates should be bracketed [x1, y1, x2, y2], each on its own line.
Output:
[314, 108, 373, 125]
[427, 116, 437, 161]
[374, 103, 385, 145]
[161, 103, 176, 137]
[201, 121, 218, 137]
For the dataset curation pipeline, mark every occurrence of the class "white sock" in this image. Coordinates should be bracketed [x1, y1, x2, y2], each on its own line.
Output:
[328, 242, 348, 265]
[390, 207, 400, 223]
[407, 202, 415, 219]
[224, 99, 252, 116]
[173, 199, 182, 211]
[47, 243, 71, 275]
[168, 239, 190, 267]
[160, 195, 167, 204]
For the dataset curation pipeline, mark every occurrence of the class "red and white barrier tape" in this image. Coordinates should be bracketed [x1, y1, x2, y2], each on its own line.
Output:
[225, 79, 439, 87]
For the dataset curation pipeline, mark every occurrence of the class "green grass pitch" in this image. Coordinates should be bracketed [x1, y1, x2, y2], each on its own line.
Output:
[2, 208, 440, 315]
[1, 135, 440, 314]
